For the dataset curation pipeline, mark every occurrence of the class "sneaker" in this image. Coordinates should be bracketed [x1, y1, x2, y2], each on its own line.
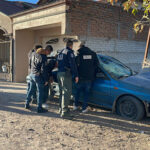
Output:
[73, 105, 79, 111]
[82, 108, 88, 113]
[37, 108, 48, 113]
[42, 103, 50, 109]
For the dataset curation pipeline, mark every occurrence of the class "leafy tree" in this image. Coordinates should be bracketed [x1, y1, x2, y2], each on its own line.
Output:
[108, 0, 150, 33]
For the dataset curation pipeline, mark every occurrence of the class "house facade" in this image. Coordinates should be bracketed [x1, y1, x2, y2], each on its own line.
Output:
[0, 0, 36, 81]
[6, 0, 148, 82]
[0, 12, 12, 81]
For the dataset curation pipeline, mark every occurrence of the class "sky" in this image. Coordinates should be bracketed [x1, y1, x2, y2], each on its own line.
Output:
[7, 0, 39, 4]
[7, 0, 97, 4]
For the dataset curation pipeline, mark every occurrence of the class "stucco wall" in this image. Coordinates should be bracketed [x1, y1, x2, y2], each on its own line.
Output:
[14, 26, 64, 82]
[0, 12, 12, 33]
[12, 3, 67, 82]
[14, 29, 34, 82]
[34, 26, 61, 44]
[12, 4, 66, 35]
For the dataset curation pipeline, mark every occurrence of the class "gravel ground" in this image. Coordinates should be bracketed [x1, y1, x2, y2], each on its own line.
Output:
[0, 81, 150, 150]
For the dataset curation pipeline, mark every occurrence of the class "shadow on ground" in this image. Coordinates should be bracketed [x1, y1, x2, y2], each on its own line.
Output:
[0, 81, 150, 136]
[0, 91, 150, 136]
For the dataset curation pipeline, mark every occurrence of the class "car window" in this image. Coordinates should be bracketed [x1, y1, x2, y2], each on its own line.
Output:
[98, 56, 132, 79]
[96, 67, 108, 79]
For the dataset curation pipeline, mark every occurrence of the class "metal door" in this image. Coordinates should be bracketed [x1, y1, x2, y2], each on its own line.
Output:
[0, 40, 11, 81]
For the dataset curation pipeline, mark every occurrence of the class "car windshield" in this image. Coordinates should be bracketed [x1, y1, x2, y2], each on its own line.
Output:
[98, 55, 132, 79]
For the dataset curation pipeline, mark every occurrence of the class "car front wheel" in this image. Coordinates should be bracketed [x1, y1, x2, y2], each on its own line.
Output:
[117, 96, 145, 121]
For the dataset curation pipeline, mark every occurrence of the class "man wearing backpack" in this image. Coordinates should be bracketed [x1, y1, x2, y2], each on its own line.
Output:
[74, 41, 99, 113]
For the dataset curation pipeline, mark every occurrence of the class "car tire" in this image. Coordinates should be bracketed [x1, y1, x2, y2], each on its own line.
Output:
[116, 96, 145, 121]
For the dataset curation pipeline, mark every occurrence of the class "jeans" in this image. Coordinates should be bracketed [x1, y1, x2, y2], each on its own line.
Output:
[27, 77, 37, 100]
[74, 81, 92, 110]
[26, 74, 45, 109]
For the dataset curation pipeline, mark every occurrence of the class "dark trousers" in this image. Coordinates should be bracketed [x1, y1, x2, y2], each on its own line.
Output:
[74, 81, 92, 110]
[26, 74, 44, 109]
[43, 84, 49, 103]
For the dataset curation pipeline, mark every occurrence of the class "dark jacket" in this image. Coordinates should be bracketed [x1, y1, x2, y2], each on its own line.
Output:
[46, 57, 57, 78]
[31, 52, 49, 82]
[57, 47, 78, 78]
[76, 46, 99, 81]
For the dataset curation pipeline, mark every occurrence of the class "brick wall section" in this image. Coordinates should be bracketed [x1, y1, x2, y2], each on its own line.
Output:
[66, 0, 148, 42]
[65, 0, 148, 72]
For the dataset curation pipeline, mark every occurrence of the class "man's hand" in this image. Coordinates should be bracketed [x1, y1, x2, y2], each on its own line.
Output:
[75, 77, 79, 83]
[45, 82, 48, 86]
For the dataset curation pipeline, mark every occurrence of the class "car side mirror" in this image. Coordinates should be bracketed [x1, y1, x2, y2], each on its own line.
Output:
[96, 72, 106, 78]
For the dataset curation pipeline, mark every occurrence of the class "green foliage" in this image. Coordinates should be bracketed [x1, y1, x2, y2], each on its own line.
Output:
[108, 0, 150, 33]
[132, 8, 138, 16]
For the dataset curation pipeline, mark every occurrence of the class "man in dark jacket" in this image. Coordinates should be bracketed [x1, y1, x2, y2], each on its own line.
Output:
[25, 48, 52, 113]
[74, 41, 99, 113]
[57, 40, 79, 119]
[42, 45, 55, 109]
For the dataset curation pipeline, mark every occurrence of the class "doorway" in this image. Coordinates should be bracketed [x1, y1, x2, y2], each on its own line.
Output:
[0, 29, 11, 81]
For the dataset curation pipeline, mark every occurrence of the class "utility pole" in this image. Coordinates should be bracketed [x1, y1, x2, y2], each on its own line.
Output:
[143, 28, 150, 68]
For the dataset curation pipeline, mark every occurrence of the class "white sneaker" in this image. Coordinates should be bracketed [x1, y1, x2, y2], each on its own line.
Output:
[82, 108, 88, 113]
[42, 103, 49, 109]
[73, 106, 79, 111]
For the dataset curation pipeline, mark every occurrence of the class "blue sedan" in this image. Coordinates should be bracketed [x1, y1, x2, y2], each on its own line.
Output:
[52, 54, 150, 120]
[85, 54, 150, 121]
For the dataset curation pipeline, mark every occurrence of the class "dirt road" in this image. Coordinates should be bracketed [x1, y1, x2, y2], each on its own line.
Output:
[0, 81, 150, 150]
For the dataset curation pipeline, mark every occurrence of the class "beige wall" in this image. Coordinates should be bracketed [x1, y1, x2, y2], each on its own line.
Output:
[12, 4, 66, 35]
[14, 29, 34, 82]
[34, 26, 61, 44]
[12, 4, 67, 82]
[14, 26, 62, 82]
[0, 12, 12, 33]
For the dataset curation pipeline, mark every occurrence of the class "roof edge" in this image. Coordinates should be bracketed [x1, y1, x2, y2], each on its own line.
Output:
[10, 0, 66, 18]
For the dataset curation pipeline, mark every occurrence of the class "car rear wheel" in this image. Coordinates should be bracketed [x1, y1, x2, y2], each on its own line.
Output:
[116, 96, 145, 121]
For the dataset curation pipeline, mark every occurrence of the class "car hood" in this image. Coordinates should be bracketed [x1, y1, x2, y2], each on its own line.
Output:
[122, 72, 150, 90]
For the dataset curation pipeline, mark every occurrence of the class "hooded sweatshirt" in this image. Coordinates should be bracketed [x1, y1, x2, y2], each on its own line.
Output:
[31, 48, 49, 82]
[76, 46, 99, 81]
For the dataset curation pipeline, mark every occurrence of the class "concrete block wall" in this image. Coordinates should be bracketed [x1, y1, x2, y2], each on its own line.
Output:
[80, 36, 146, 72]
[66, 0, 148, 72]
